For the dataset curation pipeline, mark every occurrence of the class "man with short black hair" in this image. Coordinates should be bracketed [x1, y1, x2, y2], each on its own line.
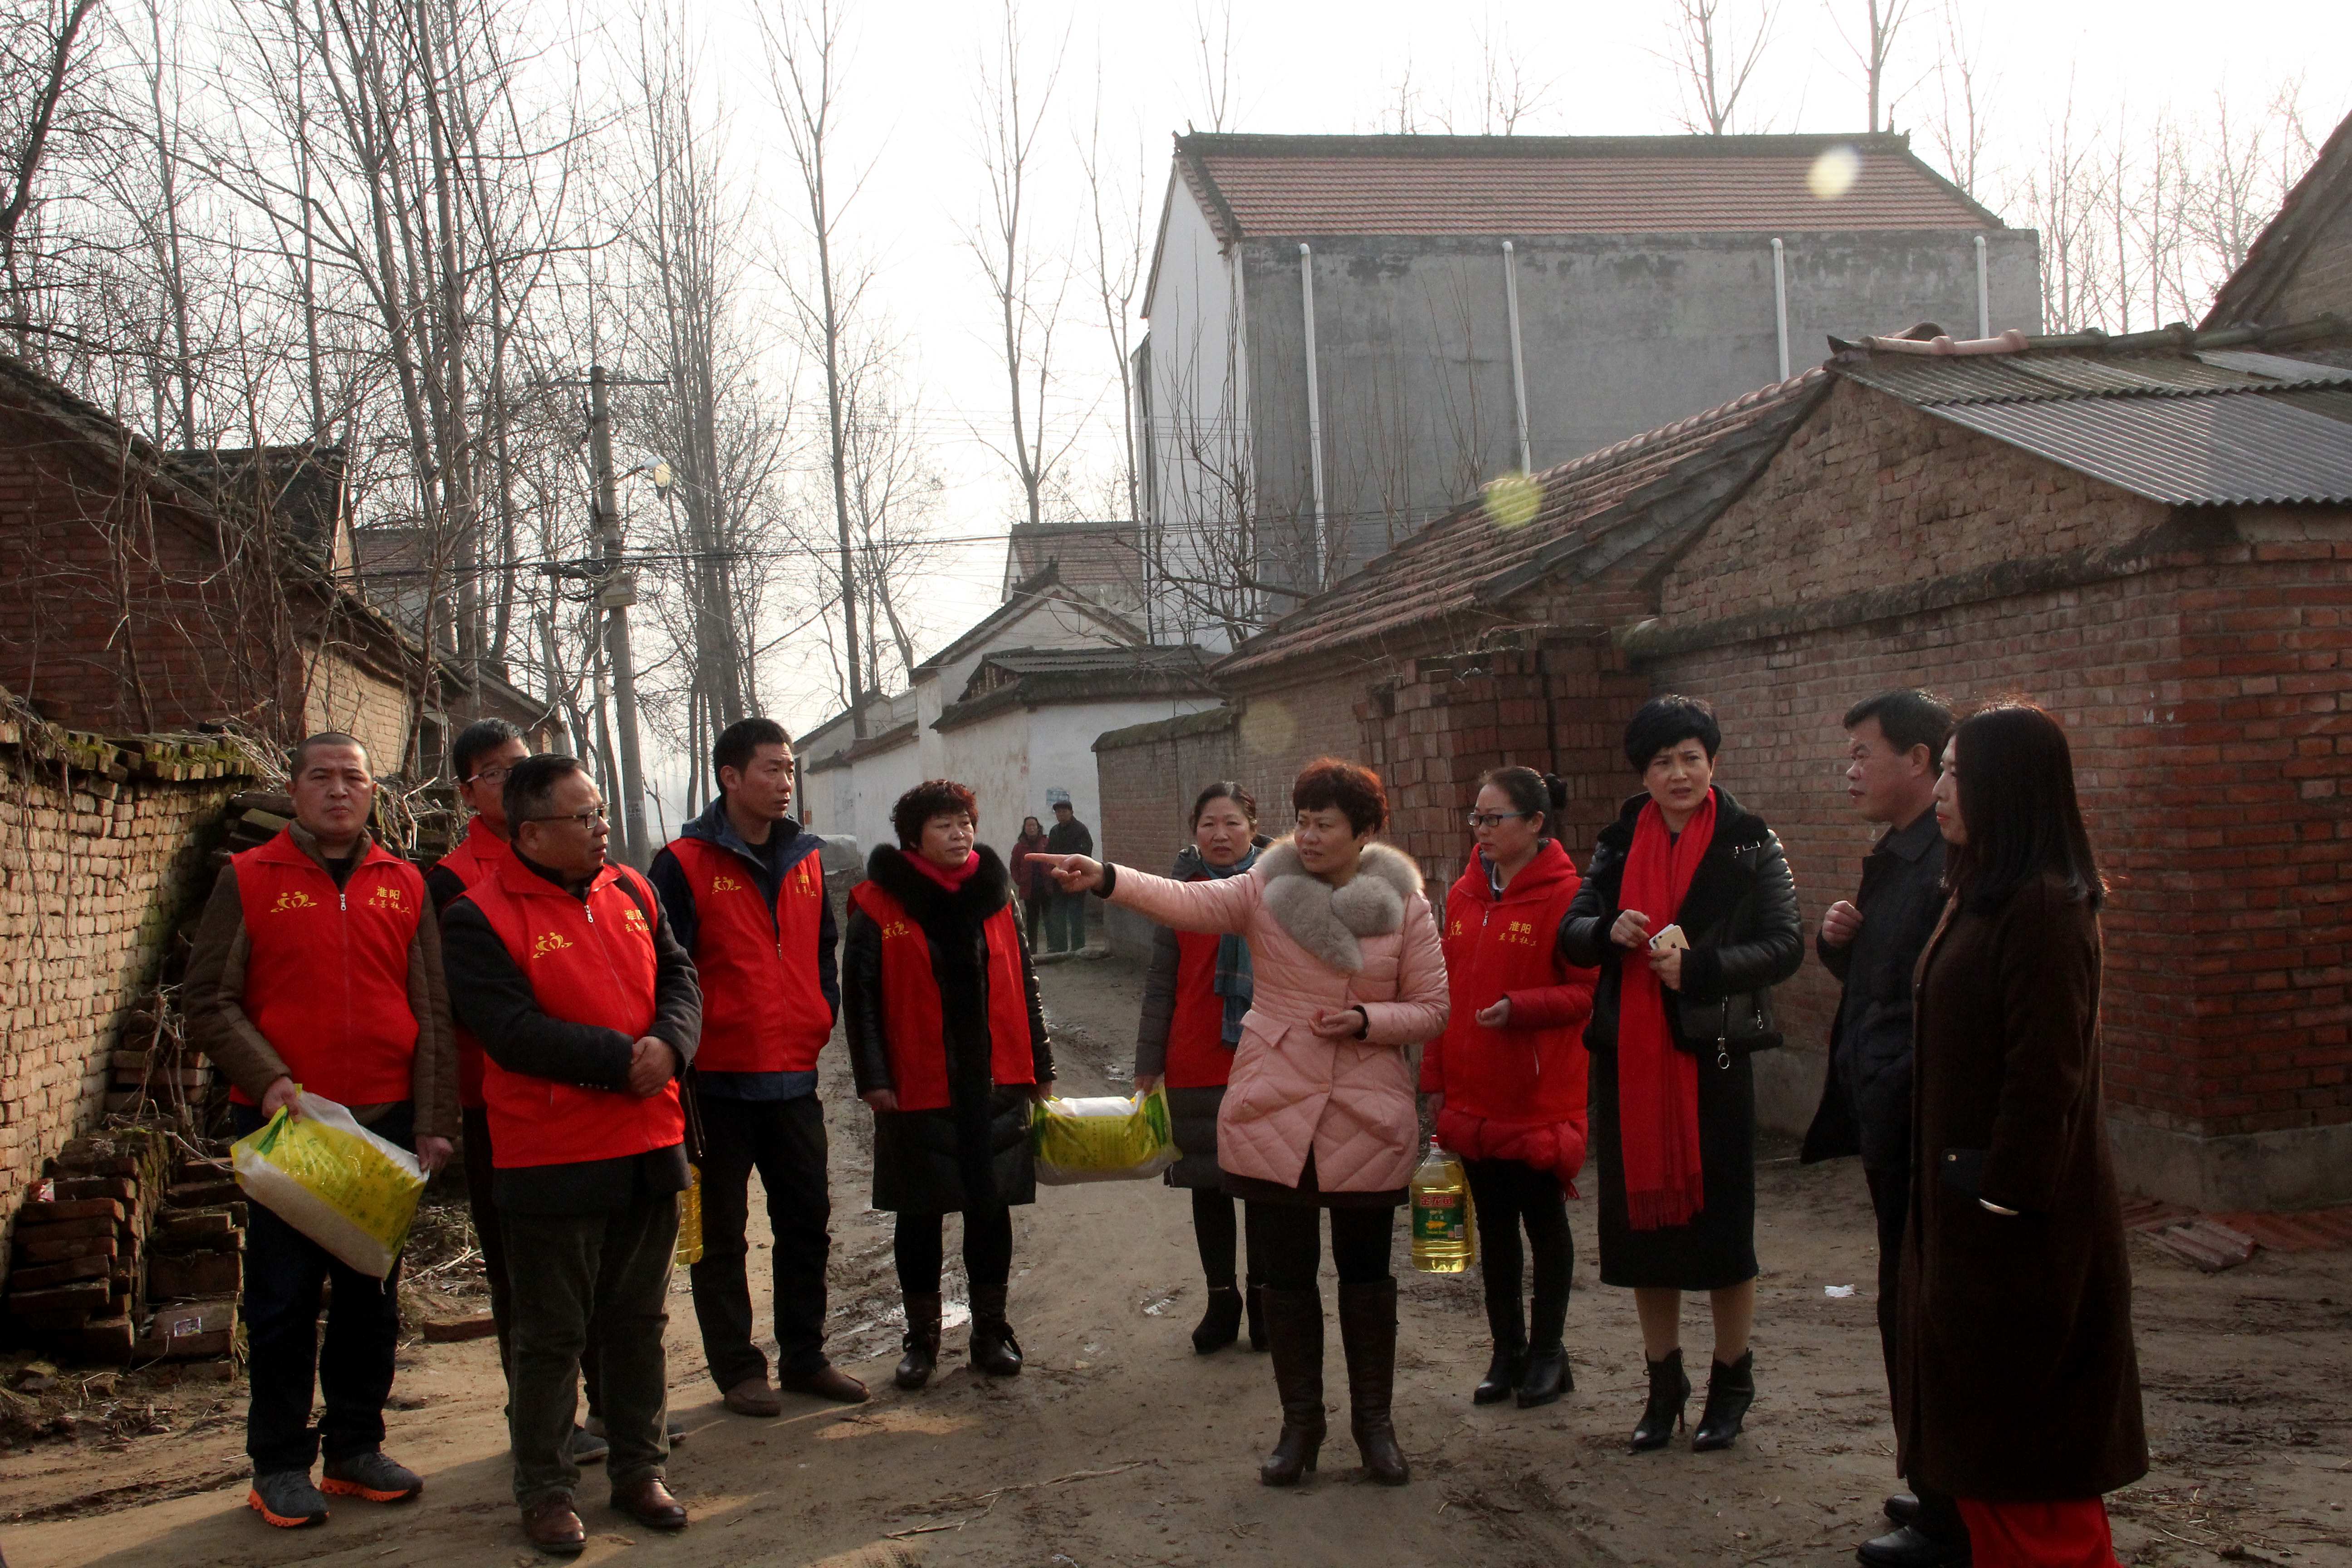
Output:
[1802, 689, 1966, 1568]
[1042, 790, 1092, 953]
[442, 755, 701, 1554]
[649, 717, 863, 1414]
[186, 731, 456, 1531]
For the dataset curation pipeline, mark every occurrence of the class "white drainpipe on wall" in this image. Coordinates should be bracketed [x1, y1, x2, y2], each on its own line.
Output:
[1975, 234, 1991, 337]
[1503, 240, 1533, 473]
[1298, 242, 1328, 583]
[1771, 237, 1791, 382]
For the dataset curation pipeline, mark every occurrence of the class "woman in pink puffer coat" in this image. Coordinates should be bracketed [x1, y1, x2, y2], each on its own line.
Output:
[1040, 759, 1448, 1490]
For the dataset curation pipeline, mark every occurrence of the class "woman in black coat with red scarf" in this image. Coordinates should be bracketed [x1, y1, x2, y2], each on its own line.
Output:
[1559, 696, 1803, 1455]
[1898, 704, 2145, 1567]
[844, 780, 1055, 1393]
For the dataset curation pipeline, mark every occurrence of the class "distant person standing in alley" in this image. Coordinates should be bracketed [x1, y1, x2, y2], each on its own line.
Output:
[1009, 815, 1053, 955]
[1558, 696, 1803, 1456]
[1044, 789, 1093, 953]
[1900, 703, 2146, 1568]
[1799, 690, 1965, 1568]
[441, 755, 702, 1555]
[186, 732, 456, 1531]
[649, 717, 868, 1416]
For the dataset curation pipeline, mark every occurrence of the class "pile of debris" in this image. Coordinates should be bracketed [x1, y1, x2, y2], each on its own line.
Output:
[2, 1132, 248, 1376]
[105, 995, 214, 1122]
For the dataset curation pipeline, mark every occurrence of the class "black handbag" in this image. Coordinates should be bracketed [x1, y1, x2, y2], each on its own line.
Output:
[1676, 988, 1784, 1068]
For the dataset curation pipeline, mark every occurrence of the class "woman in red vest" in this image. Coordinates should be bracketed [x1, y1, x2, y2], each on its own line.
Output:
[844, 780, 1055, 1392]
[1133, 781, 1269, 1355]
[1423, 768, 1597, 1411]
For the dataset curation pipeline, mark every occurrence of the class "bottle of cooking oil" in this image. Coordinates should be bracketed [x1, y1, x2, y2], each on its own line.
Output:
[1410, 1138, 1476, 1274]
[675, 1164, 705, 1267]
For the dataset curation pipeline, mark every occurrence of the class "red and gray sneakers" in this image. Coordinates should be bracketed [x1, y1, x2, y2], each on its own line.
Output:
[247, 1471, 330, 1529]
[320, 1450, 425, 1503]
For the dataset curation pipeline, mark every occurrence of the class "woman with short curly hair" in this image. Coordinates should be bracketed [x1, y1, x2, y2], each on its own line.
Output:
[1042, 758, 1448, 1489]
[843, 780, 1055, 1392]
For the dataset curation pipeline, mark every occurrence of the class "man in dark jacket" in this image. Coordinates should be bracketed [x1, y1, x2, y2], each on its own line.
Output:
[442, 755, 701, 1555]
[186, 731, 456, 1531]
[1800, 689, 1960, 1568]
[648, 718, 864, 1416]
[1042, 791, 1093, 953]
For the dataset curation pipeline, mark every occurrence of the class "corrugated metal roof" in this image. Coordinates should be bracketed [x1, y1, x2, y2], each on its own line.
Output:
[1930, 395, 2352, 505]
[1837, 350, 2352, 406]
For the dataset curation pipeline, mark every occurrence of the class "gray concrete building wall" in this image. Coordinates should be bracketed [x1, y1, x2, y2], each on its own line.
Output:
[1234, 226, 2043, 591]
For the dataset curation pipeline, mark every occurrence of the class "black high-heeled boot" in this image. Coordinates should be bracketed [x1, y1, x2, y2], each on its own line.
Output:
[1259, 1287, 1326, 1485]
[1515, 1345, 1571, 1409]
[1338, 1279, 1408, 1485]
[895, 1294, 942, 1391]
[1630, 1348, 1689, 1451]
[1474, 1341, 1527, 1405]
[1192, 1283, 1245, 1354]
[968, 1284, 1024, 1377]
[1245, 1275, 1268, 1351]
[1691, 1350, 1754, 1451]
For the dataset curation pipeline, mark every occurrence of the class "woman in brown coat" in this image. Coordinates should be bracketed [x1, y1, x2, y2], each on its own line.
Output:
[1897, 703, 2146, 1568]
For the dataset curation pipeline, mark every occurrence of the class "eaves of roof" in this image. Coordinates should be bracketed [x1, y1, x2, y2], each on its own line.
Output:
[836, 720, 918, 764]
[1093, 704, 1238, 754]
[932, 662, 1218, 735]
[2204, 109, 2352, 329]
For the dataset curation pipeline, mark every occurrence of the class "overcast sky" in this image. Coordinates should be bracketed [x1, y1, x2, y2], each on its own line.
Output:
[628, 0, 2352, 777]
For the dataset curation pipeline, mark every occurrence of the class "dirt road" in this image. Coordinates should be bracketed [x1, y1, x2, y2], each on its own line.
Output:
[2, 953, 2348, 1568]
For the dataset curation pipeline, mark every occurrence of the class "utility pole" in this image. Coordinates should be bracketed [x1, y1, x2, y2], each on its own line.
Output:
[588, 364, 651, 868]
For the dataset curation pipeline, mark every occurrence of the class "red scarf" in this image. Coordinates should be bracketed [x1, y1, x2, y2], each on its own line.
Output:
[906, 848, 980, 893]
[1615, 791, 1716, 1230]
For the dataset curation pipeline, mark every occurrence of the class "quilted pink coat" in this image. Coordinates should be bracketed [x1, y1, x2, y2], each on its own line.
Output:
[1108, 839, 1449, 1193]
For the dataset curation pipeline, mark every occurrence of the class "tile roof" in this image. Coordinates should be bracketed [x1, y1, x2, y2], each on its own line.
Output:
[2203, 108, 2352, 329]
[1001, 520, 1145, 603]
[913, 562, 1143, 674]
[1215, 370, 1829, 681]
[1833, 319, 2352, 506]
[933, 645, 1215, 733]
[1174, 132, 2001, 242]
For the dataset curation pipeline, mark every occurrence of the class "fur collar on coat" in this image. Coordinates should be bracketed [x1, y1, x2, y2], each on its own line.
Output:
[864, 842, 1013, 935]
[1258, 838, 1423, 975]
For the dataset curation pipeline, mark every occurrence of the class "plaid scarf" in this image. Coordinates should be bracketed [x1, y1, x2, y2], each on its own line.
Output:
[1205, 846, 1259, 1044]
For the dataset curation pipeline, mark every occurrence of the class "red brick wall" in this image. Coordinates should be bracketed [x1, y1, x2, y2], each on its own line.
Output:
[2272, 196, 2352, 325]
[1646, 389, 2352, 1144]
[1096, 712, 1242, 877]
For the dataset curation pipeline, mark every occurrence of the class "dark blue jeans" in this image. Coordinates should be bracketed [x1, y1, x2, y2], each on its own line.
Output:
[234, 1101, 412, 1475]
[1047, 891, 1088, 953]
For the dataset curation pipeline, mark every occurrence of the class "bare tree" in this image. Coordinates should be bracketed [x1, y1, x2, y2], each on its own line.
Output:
[0, 0, 104, 351]
[1191, 0, 1235, 134]
[1833, 0, 1912, 133]
[1667, 0, 1776, 136]
[1078, 74, 1147, 550]
[969, 0, 1083, 530]
[1926, 0, 1990, 198]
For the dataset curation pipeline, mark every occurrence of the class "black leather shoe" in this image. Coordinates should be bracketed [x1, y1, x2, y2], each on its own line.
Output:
[1515, 1346, 1570, 1409]
[1691, 1350, 1754, 1451]
[1192, 1285, 1245, 1353]
[1857, 1525, 1972, 1568]
[1885, 1494, 1921, 1527]
[1630, 1349, 1689, 1450]
[969, 1284, 1024, 1377]
[1474, 1343, 1526, 1405]
[896, 1293, 943, 1391]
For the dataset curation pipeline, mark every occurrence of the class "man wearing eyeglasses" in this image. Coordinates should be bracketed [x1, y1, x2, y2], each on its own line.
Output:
[186, 731, 456, 1531]
[439, 754, 702, 1555]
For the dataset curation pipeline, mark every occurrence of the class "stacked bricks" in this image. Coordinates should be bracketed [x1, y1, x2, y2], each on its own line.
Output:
[139, 1154, 246, 1376]
[5, 1128, 170, 1360]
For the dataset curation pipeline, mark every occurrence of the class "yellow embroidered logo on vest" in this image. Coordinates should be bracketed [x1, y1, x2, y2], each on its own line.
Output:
[622, 907, 651, 935]
[271, 890, 319, 913]
[711, 873, 746, 893]
[366, 884, 409, 912]
[794, 862, 820, 897]
[533, 931, 575, 956]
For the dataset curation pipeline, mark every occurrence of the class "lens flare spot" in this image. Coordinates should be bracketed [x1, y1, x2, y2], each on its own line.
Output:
[1808, 145, 1861, 201]
[1484, 472, 1543, 530]
[1239, 699, 1297, 758]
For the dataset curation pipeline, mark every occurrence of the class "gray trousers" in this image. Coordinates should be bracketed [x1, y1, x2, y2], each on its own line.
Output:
[502, 1194, 678, 1505]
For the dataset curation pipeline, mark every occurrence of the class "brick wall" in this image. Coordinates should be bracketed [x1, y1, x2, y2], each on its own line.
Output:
[0, 740, 241, 1281]
[2271, 194, 2352, 324]
[1642, 385, 2352, 1177]
[303, 645, 415, 769]
[1094, 710, 1242, 959]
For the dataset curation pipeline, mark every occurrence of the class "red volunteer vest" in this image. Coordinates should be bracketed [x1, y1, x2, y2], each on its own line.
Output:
[1428, 841, 1592, 1124]
[849, 878, 1035, 1111]
[463, 855, 685, 1169]
[1163, 904, 1231, 1090]
[662, 834, 831, 1073]
[231, 831, 425, 1107]
[432, 819, 514, 1109]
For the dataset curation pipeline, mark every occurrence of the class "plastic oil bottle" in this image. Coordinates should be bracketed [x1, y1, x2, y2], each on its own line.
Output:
[1410, 1138, 1476, 1274]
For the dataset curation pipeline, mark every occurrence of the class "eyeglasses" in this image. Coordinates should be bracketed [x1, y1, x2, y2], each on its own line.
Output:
[462, 765, 512, 787]
[524, 808, 608, 828]
[1466, 810, 1533, 828]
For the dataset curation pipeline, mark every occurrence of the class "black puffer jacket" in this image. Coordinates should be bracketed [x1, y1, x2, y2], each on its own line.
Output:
[1558, 787, 1804, 1056]
[844, 844, 1053, 1213]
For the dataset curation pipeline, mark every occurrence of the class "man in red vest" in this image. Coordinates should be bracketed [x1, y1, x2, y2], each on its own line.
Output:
[441, 754, 701, 1556]
[186, 731, 456, 1531]
[649, 717, 864, 1416]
